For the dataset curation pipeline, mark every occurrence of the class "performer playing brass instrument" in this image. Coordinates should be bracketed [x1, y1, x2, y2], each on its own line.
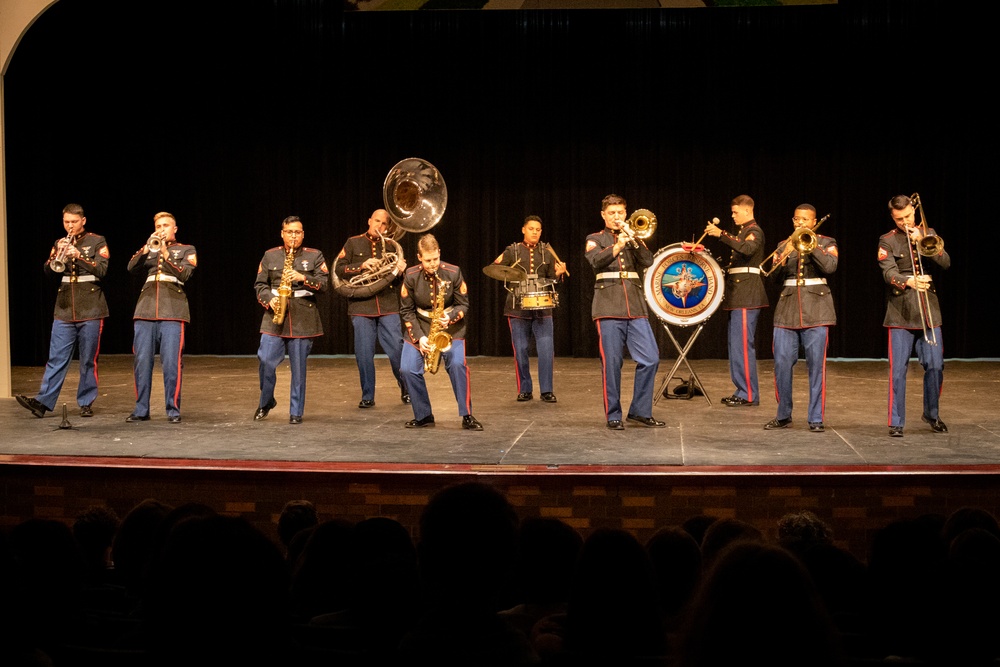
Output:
[399, 234, 483, 430]
[879, 194, 949, 437]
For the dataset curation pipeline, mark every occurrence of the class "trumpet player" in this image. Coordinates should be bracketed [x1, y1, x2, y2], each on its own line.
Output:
[126, 212, 196, 423]
[398, 234, 482, 430]
[763, 205, 838, 433]
[494, 215, 568, 403]
[16, 203, 109, 419]
[254, 216, 328, 424]
[585, 194, 663, 430]
[704, 194, 768, 407]
[879, 195, 950, 437]
[335, 209, 409, 409]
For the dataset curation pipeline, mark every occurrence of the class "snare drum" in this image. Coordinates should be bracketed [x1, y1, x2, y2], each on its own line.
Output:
[519, 290, 559, 310]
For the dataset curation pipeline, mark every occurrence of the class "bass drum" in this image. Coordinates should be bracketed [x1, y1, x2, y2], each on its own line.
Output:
[644, 243, 725, 327]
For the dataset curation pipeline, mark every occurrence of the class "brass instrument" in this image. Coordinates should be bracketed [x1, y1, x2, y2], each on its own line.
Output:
[423, 274, 453, 374]
[147, 233, 163, 252]
[272, 246, 295, 325]
[759, 214, 830, 277]
[906, 193, 940, 345]
[621, 208, 657, 248]
[348, 233, 404, 288]
[49, 233, 76, 273]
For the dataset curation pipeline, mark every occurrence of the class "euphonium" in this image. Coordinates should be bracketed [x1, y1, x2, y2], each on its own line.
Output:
[423, 274, 453, 375]
[49, 233, 75, 273]
[272, 246, 295, 325]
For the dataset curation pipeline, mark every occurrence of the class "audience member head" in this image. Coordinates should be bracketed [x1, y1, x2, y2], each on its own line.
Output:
[942, 506, 1000, 546]
[277, 499, 319, 551]
[700, 517, 764, 566]
[72, 505, 120, 582]
[680, 514, 717, 546]
[510, 517, 583, 608]
[111, 498, 173, 598]
[287, 518, 355, 621]
[645, 526, 703, 621]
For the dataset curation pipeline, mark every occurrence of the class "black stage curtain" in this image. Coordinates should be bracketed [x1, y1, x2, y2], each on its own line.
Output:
[4, 0, 991, 365]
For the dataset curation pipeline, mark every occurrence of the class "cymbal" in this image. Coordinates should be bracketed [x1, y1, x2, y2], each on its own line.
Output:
[483, 264, 527, 282]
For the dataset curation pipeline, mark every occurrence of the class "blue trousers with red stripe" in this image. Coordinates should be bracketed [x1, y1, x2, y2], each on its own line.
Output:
[888, 326, 943, 427]
[727, 307, 761, 402]
[508, 314, 554, 395]
[132, 319, 185, 418]
[596, 318, 659, 422]
[36, 318, 103, 411]
[772, 326, 828, 424]
[401, 338, 470, 421]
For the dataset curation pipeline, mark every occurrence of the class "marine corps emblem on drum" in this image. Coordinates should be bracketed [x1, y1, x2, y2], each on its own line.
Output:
[644, 243, 725, 327]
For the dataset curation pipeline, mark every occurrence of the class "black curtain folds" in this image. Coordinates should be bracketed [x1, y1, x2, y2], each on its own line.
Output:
[5, 0, 992, 365]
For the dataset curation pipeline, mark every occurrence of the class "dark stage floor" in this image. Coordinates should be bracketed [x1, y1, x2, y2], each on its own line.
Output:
[3, 355, 999, 473]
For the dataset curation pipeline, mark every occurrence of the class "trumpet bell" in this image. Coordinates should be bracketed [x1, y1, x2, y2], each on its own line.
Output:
[628, 209, 657, 239]
[383, 158, 447, 234]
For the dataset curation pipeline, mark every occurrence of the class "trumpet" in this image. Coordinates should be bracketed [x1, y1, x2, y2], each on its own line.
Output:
[49, 233, 76, 273]
[906, 193, 941, 345]
[621, 208, 657, 248]
[759, 214, 830, 277]
[147, 233, 163, 252]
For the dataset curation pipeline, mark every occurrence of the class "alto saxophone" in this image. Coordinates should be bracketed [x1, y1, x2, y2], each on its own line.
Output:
[272, 246, 295, 325]
[423, 274, 453, 374]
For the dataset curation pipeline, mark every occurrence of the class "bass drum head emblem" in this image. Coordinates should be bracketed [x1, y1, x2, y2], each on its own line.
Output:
[644, 243, 725, 327]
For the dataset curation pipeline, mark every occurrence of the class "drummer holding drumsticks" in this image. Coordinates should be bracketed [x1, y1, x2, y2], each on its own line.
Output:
[492, 215, 567, 403]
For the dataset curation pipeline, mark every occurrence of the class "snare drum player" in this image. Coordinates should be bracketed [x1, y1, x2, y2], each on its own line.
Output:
[763, 204, 837, 433]
[16, 203, 109, 419]
[493, 215, 568, 403]
[126, 212, 196, 423]
[585, 194, 664, 430]
[335, 209, 409, 409]
[704, 194, 768, 407]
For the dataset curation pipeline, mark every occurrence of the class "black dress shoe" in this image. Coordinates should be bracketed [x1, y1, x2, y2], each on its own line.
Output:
[725, 397, 759, 407]
[16, 394, 48, 418]
[80, 404, 94, 418]
[889, 426, 904, 437]
[720, 394, 739, 405]
[627, 414, 666, 428]
[516, 392, 533, 402]
[358, 399, 376, 409]
[764, 417, 792, 430]
[540, 392, 557, 403]
[167, 415, 182, 423]
[809, 422, 825, 432]
[607, 419, 625, 430]
[406, 415, 435, 428]
[922, 414, 948, 433]
[289, 415, 303, 424]
[401, 392, 411, 405]
[462, 415, 484, 431]
[254, 398, 277, 421]
[125, 413, 150, 422]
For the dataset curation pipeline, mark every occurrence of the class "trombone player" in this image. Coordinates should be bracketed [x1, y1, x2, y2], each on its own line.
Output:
[762, 204, 837, 433]
[335, 209, 409, 409]
[879, 194, 950, 437]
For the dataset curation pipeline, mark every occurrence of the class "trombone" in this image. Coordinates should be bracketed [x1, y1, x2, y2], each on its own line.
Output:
[906, 193, 942, 345]
[621, 209, 657, 248]
[759, 214, 830, 277]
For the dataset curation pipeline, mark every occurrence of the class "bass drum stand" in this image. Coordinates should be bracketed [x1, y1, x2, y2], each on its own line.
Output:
[643, 243, 726, 407]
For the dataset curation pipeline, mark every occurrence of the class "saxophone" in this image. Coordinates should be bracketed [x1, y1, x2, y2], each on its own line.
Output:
[423, 274, 453, 374]
[272, 246, 295, 325]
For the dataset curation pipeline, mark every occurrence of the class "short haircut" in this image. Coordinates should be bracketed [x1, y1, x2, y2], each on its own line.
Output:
[418, 233, 440, 256]
[153, 211, 176, 224]
[601, 194, 626, 211]
[524, 215, 542, 225]
[282, 215, 302, 228]
[795, 204, 817, 215]
[63, 203, 85, 217]
[888, 194, 911, 211]
[731, 194, 754, 209]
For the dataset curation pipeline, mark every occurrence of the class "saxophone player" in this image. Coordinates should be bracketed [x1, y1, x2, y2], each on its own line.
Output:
[398, 234, 483, 430]
[335, 209, 409, 409]
[253, 216, 328, 424]
[16, 203, 109, 419]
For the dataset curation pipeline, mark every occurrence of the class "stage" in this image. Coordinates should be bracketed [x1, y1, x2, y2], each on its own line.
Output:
[3, 355, 999, 472]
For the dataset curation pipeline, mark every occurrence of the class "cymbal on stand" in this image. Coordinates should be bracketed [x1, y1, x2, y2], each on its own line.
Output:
[483, 264, 527, 282]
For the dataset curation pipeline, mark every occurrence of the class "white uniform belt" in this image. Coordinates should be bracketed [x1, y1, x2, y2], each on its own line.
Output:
[146, 274, 184, 286]
[271, 288, 311, 298]
[62, 275, 98, 283]
[595, 271, 640, 280]
[728, 267, 761, 275]
[783, 278, 827, 286]
[417, 306, 455, 320]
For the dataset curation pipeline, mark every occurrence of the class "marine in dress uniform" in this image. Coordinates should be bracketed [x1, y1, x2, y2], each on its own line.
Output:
[704, 194, 768, 406]
[335, 209, 409, 409]
[585, 194, 664, 430]
[879, 194, 950, 437]
[126, 212, 196, 423]
[493, 215, 567, 403]
[398, 234, 483, 430]
[16, 204, 109, 418]
[253, 217, 328, 424]
[763, 205, 837, 433]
